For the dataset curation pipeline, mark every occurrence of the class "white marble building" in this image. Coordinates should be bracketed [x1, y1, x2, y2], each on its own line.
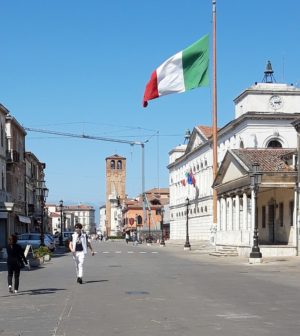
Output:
[168, 64, 300, 256]
[99, 205, 106, 234]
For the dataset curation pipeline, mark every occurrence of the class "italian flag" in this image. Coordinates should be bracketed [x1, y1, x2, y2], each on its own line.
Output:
[143, 34, 209, 107]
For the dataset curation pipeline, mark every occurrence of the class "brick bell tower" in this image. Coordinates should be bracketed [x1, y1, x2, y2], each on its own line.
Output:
[105, 154, 126, 236]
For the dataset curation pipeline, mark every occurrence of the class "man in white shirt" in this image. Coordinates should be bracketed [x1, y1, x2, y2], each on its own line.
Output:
[69, 223, 94, 284]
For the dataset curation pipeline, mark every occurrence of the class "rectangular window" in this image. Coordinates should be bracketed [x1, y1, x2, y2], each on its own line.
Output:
[279, 202, 284, 227]
[289, 200, 294, 226]
[262, 206, 266, 228]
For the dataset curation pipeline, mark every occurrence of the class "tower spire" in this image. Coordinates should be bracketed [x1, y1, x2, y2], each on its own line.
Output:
[262, 60, 276, 83]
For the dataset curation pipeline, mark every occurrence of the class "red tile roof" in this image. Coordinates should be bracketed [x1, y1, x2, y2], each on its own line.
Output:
[232, 148, 296, 172]
[197, 125, 213, 139]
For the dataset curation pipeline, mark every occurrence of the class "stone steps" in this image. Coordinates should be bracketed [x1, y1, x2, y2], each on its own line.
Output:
[209, 246, 239, 257]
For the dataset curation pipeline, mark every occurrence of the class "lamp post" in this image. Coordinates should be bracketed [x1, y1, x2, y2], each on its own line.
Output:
[249, 163, 262, 260]
[35, 180, 49, 246]
[135, 214, 139, 243]
[184, 197, 191, 250]
[160, 207, 165, 246]
[59, 200, 64, 246]
[147, 209, 152, 244]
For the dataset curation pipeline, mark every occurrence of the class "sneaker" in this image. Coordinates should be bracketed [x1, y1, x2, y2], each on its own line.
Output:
[8, 286, 13, 293]
[14, 290, 18, 294]
[77, 277, 83, 284]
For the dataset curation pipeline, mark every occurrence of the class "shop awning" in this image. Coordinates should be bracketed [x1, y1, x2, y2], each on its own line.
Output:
[18, 215, 31, 224]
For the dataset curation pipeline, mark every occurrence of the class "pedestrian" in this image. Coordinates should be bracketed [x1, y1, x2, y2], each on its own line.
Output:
[6, 234, 28, 294]
[125, 232, 130, 244]
[69, 223, 94, 284]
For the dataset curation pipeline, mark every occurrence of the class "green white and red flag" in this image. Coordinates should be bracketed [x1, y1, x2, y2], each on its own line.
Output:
[143, 34, 209, 107]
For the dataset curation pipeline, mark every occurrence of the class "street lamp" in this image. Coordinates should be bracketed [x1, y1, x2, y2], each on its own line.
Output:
[184, 197, 191, 250]
[135, 214, 139, 243]
[147, 209, 152, 244]
[249, 163, 262, 259]
[59, 200, 64, 246]
[35, 180, 49, 246]
[160, 207, 165, 246]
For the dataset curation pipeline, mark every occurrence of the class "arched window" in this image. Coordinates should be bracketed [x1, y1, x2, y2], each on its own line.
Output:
[110, 160, 115, 169]
[239, 141, 244, 148]
[117, 160, 122, 169]
[267, 139, 282, 148]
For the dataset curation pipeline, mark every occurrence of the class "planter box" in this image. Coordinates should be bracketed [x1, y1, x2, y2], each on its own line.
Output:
[44, 254, 51, 262]
[29, 257, 44, 267]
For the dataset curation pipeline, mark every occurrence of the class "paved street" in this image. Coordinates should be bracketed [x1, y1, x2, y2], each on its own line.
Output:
[1, 241, 300, 336]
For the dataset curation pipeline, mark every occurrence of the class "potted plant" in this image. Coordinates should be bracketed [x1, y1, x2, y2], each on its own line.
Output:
[29, 246, 50, 267]
[35, 246, 52, 261]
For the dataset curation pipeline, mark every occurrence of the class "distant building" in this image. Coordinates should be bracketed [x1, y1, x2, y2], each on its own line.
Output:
[63, 204, 96, 234]
[105, 154, 126, 236]
[122, 188, 169, 241]
[99, 205, 106, 234]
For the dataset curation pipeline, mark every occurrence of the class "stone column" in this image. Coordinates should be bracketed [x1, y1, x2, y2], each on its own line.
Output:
[217, 198, 221, 231]
[228, 196, 233, 231]
[243, 192, 248, 231]
[221, 197, 227, 231]
[235, 195, 240, 231]
[293, 187, 298, 247]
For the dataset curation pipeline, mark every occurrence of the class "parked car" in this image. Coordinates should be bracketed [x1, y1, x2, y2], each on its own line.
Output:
[17, 233, 56, 252]
[63, 232, 73, 242]
[53, 232, 74, 245]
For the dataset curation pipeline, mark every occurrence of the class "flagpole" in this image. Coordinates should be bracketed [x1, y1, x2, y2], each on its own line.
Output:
[212, 0, 218, 229]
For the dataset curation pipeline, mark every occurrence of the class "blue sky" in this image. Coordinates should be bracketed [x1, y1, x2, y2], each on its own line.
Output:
[0, 0, 300, 210]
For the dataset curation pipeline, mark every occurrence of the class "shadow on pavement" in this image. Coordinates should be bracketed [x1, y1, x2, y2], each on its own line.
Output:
[1, 288, 67, 297]
[84, 280, 109, 284]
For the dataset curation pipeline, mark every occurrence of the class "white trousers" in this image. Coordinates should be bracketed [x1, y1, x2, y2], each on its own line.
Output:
[73, 251, 85, 278]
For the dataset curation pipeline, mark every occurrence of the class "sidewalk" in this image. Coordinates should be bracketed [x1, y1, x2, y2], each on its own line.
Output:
[156, 239, 300, 267]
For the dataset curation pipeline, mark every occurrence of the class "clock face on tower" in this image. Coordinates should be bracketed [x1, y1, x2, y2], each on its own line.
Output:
[269, 95, 283, 110]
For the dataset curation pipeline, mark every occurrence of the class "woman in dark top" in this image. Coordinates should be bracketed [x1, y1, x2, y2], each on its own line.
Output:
[6, 234, 28, 293]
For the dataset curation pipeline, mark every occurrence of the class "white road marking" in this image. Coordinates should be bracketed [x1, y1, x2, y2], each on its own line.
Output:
[217, 313, 261, 320]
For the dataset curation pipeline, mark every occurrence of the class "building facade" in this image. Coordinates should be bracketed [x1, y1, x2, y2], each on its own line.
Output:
[0, 105, 10, 249]
[122, 188, 169, 241]
[99, 205, 106, 234]
[6, 114, 28, 235]
[63, 204, 96, 234]
[168, 64, 300, 256]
